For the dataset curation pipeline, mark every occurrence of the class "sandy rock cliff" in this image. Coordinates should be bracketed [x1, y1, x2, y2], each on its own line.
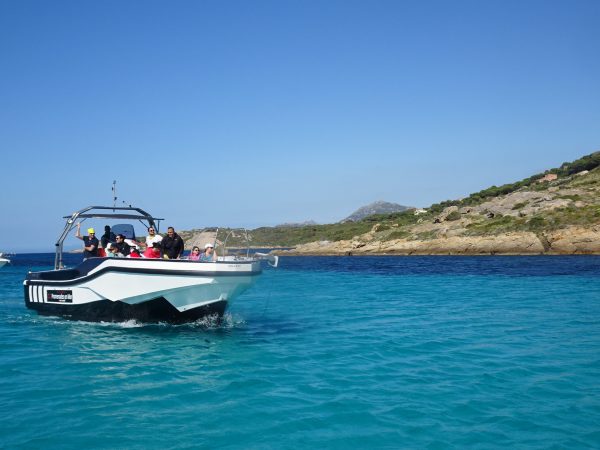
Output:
[275, 226, 600, 255]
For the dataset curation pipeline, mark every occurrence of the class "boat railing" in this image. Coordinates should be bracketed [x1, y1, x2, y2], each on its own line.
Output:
[196, 227, 279, 267]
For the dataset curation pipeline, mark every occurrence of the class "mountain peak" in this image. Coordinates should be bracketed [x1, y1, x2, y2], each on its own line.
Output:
[341, 201, 411, 222]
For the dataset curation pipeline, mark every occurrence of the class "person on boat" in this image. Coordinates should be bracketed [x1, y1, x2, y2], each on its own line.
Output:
[143, 242, 162, 259]
[127, 245, 141, 258]
[200, 243, 217, 262]
[188, 246, 201, 261]
[144, 226, 163, 249]
[161, 227, 184, 259]
[100, 225, 116, 248]
[114, 234, 131, 256]
[75, 223, 99, 260]
[105, 243, 123, 258]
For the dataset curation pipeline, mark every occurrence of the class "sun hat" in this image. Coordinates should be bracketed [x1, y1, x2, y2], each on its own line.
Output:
[205, 243, 214, 249]
[87, 228, 95, 234]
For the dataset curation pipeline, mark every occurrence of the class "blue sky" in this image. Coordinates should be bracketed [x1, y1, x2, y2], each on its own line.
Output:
[1, 0, 599, 252]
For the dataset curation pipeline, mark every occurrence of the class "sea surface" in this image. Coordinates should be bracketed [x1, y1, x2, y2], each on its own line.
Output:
[1, 254, 600, 449]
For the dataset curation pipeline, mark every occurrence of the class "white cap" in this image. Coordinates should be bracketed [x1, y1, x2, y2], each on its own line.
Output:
[205, 243, 214, 249]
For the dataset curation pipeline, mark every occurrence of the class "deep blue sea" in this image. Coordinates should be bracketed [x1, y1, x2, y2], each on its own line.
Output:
[1, 254, 600, 449]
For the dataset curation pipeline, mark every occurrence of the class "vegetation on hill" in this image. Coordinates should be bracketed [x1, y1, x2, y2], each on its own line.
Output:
[181, 151, 600, 248]
[428, 151, 600, 214]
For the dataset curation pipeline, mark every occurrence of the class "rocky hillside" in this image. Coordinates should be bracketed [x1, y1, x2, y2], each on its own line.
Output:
[341, 201, 411, 222]
[180, 151, 600, 255]
[275, 151, 600, 255]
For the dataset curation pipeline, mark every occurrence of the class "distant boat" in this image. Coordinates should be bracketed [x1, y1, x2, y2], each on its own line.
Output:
[23, 205, 278, 323]
[0, 253, 10, 268]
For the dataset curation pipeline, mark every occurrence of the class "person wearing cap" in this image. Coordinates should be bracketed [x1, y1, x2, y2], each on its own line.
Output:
[200, 243, 217, 262]
[75, 223, 99, 260]
[105, 243, 124, 258]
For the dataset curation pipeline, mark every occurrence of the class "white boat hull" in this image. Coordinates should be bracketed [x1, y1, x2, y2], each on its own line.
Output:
[0, 258, 9, 268]
[24, 258, 262, 323]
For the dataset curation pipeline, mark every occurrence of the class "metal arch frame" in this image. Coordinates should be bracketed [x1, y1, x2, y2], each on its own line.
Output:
[55, 205, 164, 270]
[216, 227, 278, 266]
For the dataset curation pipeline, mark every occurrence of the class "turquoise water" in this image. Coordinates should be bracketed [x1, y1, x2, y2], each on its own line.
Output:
[1, 254, 600, 449]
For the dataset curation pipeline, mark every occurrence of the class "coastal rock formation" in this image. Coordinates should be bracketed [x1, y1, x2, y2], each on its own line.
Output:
[547, 226, 600, 253]
[276, 232, 547, 255]
[275, 226, 600, 256]
[183, 154, 600, 255]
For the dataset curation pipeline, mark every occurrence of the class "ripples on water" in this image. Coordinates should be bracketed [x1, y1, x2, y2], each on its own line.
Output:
[1, 254, 600, 448]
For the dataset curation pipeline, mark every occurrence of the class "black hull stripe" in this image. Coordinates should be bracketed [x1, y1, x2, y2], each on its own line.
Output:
[25, 296, 228, 324]
[25, 265, 261, 287]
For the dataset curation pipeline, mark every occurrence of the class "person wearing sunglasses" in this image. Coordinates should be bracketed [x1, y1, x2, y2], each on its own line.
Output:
[188, 246, 201, 261]
[114, 234, 131, 256]
[144, 226, 163, 250]
[75, 222, 99, 260]
[200, 243, 217, 262]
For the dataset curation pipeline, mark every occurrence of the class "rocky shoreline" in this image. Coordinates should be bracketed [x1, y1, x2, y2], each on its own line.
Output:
[180, 159, 600, 256]
[273, 226, 600, 256]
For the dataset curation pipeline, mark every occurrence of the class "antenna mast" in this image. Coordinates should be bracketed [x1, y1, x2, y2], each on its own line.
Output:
[112, 180, 117, 209]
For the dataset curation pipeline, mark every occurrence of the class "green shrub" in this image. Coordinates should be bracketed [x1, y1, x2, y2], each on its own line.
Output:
[559, 194, 582, 201]
[445, 211, 461, 221]
[361, 210, 422, 226]
[413, 230, 438, 241]
[386, 230, 410, 241]
[465, 215, 518, 235]
[526, 216, 546, 231]
[557, 151, 600, 176]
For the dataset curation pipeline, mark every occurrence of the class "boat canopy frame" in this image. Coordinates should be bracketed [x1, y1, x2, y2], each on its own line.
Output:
[55, 205, 163, 270]
[202, 227, 279, 267]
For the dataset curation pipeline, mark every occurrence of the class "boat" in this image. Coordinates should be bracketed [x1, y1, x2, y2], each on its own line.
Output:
[23, 205, 278, 323]
[0, 252, 10, 268]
